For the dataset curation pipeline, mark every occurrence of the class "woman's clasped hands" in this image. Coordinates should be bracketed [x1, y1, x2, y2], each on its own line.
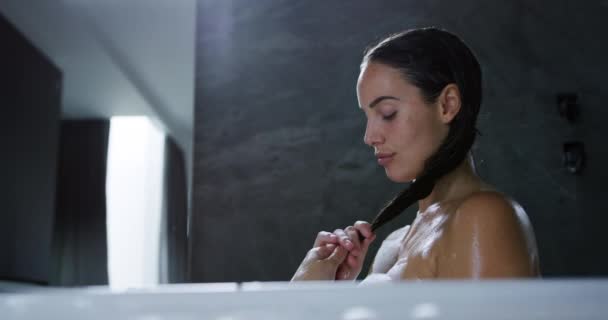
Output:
[292, 221, 376, 281]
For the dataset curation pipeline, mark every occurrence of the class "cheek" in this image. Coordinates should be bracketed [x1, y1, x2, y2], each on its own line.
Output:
[393, 113, 435, 152]
[390, 113, 441, 178]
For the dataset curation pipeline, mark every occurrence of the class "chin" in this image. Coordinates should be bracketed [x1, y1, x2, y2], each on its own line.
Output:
[384, 168, 415, 183]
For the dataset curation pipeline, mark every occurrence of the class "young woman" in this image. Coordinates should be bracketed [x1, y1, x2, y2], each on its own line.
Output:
[292, 27, 540, 282]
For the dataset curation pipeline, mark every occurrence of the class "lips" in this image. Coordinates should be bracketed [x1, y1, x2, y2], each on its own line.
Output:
[375, 152, 395, 166]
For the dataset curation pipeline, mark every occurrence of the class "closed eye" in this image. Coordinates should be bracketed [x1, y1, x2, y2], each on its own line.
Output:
[383, 111, 397, 121]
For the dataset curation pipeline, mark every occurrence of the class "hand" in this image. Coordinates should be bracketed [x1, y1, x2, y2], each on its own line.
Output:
[333, 221, 376, 281]
[291, 232, 349, 281]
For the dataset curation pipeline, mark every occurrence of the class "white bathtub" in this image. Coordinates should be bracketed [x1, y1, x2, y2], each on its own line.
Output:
[1, 279, 607, 319]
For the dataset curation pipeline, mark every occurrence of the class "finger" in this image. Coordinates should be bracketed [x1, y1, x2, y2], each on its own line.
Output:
[345, 226, 362, 257]
[313, 231, 339, 247]
[359, 234, 377, 256]
[311, 243, 336, 260]
[354, 221, 374, 239]
[326, 244, 348, 265]
[347, 253, 359, 269]
[333, 229, 354, 251]
[337, 236, 375, 269]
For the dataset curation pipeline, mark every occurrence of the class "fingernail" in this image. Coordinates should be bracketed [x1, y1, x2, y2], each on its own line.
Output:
[345, 240, 353, 247]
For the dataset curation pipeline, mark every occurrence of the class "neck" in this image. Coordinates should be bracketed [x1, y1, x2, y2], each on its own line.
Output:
[416, 153, 483, 213]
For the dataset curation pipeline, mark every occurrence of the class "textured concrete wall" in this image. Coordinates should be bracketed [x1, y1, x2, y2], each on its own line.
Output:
[191, 0, 608, 282]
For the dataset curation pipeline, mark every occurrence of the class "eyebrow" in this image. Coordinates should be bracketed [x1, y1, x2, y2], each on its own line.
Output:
[367, 96, 400, 109]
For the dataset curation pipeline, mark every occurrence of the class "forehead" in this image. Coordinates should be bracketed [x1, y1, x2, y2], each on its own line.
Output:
[358, 62, 403, 88]
[357, 62, 416, 106]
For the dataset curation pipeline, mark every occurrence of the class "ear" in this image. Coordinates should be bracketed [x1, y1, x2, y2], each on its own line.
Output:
[436, 84, 462, 124]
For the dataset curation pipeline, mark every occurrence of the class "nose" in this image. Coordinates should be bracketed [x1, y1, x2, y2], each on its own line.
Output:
[363, 120, 383, 147]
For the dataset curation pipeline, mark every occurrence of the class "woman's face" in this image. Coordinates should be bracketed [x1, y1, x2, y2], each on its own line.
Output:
[357, 62, 450, 183]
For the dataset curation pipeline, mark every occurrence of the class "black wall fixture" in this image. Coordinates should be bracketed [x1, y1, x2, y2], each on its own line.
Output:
[557, 93, 585, 175]
[563, 141, 586, 174]
[557, 93, 580, 123]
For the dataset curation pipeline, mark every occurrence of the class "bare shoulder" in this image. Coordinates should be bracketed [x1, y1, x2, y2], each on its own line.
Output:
[440, 190, 539, 278]
[456, 190, 538, 253]
[454, 190, 529, 228]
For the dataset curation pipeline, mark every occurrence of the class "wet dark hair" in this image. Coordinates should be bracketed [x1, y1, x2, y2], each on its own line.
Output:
[363, 27, 482, 232]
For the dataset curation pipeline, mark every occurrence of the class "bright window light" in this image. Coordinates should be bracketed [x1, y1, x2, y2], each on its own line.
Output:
[106, 116, 166, 290]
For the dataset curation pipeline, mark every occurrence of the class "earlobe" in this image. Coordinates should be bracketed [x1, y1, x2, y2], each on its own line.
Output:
[439, 84, 462, 124]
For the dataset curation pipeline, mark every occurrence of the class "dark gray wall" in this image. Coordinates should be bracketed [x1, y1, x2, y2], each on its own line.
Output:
[51, 120, 109, 286]
[191, 0, 608, 282]
[161, 136, 189, 284]
[0, 13, 62, 283]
